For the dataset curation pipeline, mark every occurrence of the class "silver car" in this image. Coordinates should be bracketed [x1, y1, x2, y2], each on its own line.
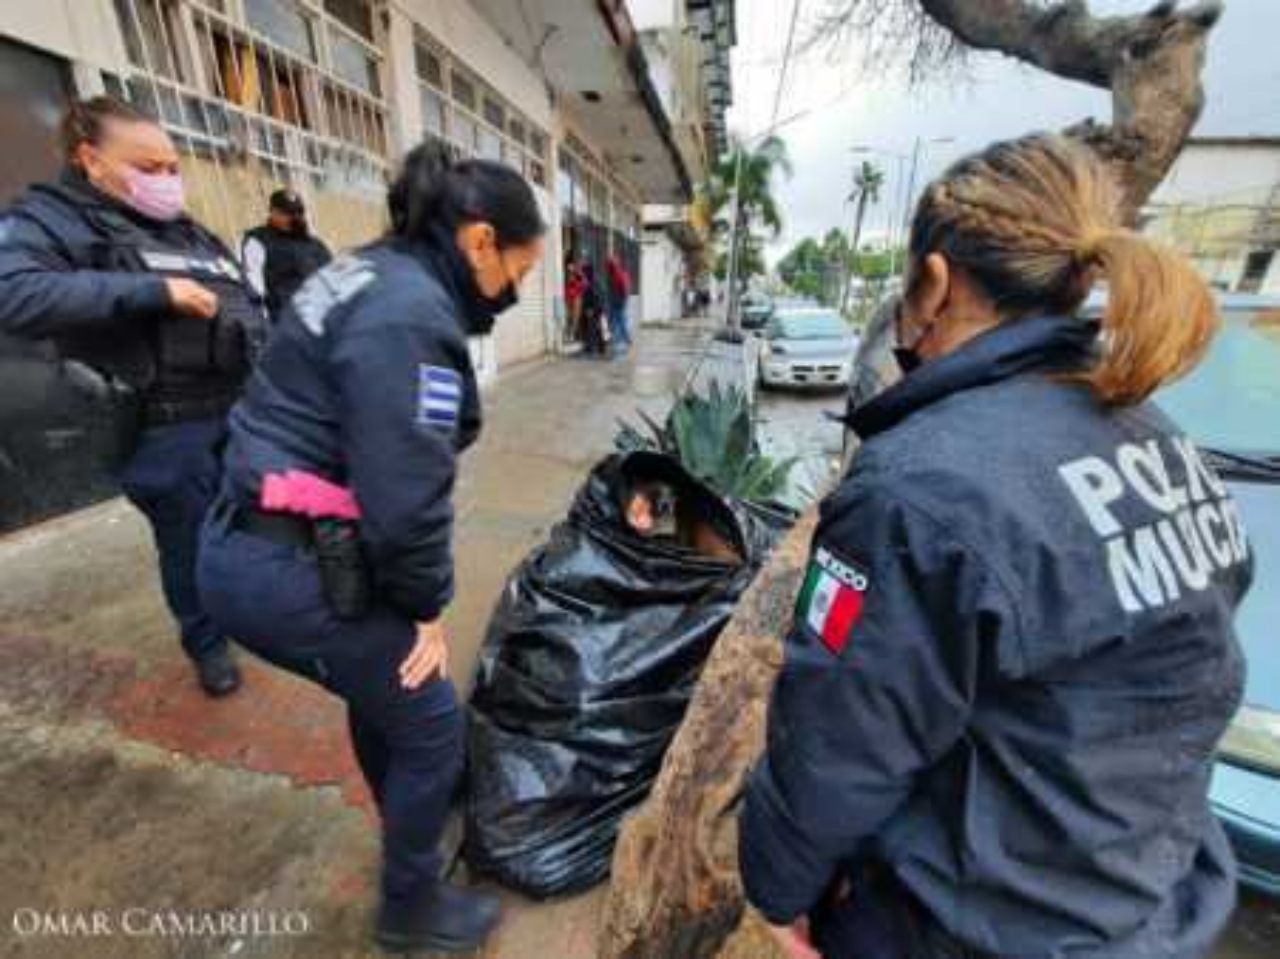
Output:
[758, 308, 860, 389]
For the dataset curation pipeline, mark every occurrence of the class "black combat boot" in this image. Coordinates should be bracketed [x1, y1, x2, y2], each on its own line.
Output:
[195, 647, 241, 697]
[375, 882, 501, 953]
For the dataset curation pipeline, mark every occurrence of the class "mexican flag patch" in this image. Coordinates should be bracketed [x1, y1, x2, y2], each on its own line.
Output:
[797, 546, 869, 656]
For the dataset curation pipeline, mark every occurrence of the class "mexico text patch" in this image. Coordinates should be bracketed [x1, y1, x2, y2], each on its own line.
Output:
[796, 545, 868, 656]
[417, 365, 461, 430]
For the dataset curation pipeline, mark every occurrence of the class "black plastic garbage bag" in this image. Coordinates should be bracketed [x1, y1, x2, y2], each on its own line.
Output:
[464, 451, 785, 897]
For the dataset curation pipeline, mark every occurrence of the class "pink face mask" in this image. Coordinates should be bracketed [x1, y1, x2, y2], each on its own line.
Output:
[124, 168, 185, 222]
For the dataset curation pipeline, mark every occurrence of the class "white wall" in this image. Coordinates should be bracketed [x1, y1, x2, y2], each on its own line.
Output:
[628, 0, 684, 31]
[0, 0, 127, 73]
[1151, 142, 1280, 207]
[641, 229, 683, 324]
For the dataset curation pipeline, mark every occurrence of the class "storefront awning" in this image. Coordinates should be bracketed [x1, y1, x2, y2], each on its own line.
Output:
[468, 0, 693, 204]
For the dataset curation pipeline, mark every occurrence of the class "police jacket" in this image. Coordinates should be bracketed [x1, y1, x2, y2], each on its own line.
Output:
[0, 171, 261, 408]
[241, 224, 332, 321]
[222, 229, 485, 623]
[740, 315, 1252, 959]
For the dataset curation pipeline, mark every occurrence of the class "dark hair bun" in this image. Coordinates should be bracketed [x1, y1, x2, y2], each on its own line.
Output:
[388, 142, 545, 248]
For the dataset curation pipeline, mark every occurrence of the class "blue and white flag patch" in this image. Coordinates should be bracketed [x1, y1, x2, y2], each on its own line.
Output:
[417, 365, 462, 430]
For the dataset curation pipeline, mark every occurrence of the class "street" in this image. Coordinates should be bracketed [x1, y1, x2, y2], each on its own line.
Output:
[755, 383, 1280, 959]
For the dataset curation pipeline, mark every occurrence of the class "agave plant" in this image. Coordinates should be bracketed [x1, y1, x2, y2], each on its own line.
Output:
[616, 381, 797, 505]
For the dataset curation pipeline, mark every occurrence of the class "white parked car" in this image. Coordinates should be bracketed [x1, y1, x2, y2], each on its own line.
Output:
[758, 308, 860, 390]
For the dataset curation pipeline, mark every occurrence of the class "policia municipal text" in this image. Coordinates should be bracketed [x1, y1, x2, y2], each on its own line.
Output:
[740, 135, 1253, 959]
[197, 145, 546, 953]
[0, 97, 264, 696]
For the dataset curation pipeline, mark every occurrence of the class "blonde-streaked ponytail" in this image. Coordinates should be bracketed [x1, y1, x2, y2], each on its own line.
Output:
[1078, 229, 1219, 404]
[908, 133, 1220, 406]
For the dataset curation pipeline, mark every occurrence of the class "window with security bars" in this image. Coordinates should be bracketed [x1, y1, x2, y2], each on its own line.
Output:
[112, 0, 389, 199]
[412, 29, 550, 188]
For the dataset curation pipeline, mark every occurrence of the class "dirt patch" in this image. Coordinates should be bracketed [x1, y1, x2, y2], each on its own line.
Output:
[0, 718, 376, 959]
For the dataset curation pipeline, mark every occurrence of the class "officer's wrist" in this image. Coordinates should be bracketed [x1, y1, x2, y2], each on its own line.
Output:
[131, 275, 175, 319]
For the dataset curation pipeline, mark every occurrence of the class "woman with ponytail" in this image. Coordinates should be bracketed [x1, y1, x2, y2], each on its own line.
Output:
[198, 143, 545, 953]
[740, 134, 1252, 959]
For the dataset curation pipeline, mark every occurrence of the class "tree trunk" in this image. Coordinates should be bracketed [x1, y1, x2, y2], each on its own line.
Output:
[601, 5, 1223, 958]
[840, 192, 870, 313]
[600, 512, 816, 959]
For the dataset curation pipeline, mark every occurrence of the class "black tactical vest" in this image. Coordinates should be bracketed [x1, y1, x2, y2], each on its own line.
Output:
[83, 206, 266, 392]
[244, 225, 331, 320]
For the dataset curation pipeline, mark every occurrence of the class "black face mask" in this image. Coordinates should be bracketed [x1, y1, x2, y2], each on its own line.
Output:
[462, 275, 519, 336]
[480, 280, 519, 316]
[893, 304, 934, 376]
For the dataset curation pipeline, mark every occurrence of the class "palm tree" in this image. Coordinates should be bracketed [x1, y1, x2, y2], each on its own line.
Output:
[708, 135, 792, 320]
[840, 160, 885, 312]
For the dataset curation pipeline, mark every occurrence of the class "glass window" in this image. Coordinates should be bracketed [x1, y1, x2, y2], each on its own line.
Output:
[477, 126, 502, 161]
[324, 0, 372, 40]
[421, 87, 446, 137]
[452, 110, 477, 153]
[508, 118, 525, 147]
[529, 159, 547, 187]
[1155, 303, 1280, 450]
[244, 0, 316, 61]
[451, 71, 475, 110]
[529, 130, 547, 159]
[116, 0, 197, 81]
[557, 154, 573, 214]
[772, 311, 851, 340]
[329, 27, 380, 96]
[483, 97, 504, 130]
[415, 43, 442, 88]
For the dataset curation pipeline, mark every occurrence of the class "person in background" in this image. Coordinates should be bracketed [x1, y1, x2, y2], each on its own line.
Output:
[197, 144, 545, 953]
[739, 133, 1252, 959]
[241, 188, 332, 325]
[0, 96, 261, 697]
[605, 253, 632, 355]
[580, 260, 606, 356]
[564, 254, 586, 346]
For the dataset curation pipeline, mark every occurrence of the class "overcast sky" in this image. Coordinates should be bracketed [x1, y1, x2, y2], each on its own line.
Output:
[725, 0, 1280, 261]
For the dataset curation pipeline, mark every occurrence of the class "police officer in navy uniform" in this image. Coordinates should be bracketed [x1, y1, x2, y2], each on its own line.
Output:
[197, 144, 545, 953]
[0, 97, 262, 697]
[240, 188, 332, 324]
[740, 135, 1253, 959]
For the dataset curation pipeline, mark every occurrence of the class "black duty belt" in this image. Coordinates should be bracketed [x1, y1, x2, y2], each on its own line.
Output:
[143, 395, 237, 428]
[232, 507, 314, 548]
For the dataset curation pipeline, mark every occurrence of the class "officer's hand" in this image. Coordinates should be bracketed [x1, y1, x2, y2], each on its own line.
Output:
[166, 278, 220, 320]
[401, 619, 449, 689]
[765, 918, 821, 959]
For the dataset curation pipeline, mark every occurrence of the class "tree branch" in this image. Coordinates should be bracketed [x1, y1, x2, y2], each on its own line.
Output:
[918, 0, 1223, 220]
[920, 0, 1217, 87]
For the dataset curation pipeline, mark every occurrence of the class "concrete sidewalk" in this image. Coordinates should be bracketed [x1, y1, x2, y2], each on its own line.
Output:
[0, 320, 715, 959]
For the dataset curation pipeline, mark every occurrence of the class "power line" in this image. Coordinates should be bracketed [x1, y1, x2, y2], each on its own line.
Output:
[769, 0, 804, 131]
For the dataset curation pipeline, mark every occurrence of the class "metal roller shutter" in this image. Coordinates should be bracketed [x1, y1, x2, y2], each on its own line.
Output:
[493, 183, 552, 368]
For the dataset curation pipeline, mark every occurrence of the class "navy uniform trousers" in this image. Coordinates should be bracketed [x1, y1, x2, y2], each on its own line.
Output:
[117, 419, 229, 663]
[196, 501, 463, 902]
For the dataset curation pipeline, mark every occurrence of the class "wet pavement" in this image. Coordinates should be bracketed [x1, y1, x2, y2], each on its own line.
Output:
[0, 319, 1275, 958]
[0, 321, 711, 959]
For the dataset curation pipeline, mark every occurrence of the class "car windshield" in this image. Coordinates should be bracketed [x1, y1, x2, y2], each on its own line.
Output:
[1156, 304, 1280, 710]
[1156, 305, 1280, 457]
[772, 312, 849, 340]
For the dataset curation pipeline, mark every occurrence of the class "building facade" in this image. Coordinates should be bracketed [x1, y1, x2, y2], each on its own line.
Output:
[1144, 137, 1280, 294]
[631, 0, 733, 322]
[0, 0, 733, 530]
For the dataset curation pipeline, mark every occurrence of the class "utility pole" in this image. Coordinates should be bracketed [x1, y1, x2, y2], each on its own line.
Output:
[899, 136, 955, 274]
